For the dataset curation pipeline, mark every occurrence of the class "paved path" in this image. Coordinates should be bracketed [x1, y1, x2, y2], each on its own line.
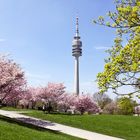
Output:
[0, 110, 124, 140]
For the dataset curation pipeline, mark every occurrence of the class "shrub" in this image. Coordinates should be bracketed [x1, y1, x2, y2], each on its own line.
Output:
[103, 102, 118, 114]
[117, 97, 136, 115]
[134, 106, 140, 116]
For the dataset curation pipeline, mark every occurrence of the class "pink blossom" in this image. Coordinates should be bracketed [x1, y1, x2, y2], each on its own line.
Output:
[58, 93, 76, 112]
[39, 83, 65, 103]
[74, 95, 100, 115]
[0, 56, 26, 105]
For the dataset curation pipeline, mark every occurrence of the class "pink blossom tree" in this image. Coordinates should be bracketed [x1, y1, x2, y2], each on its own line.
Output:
[0, 56, 26, 106]
[3, 89, 26, 107]
[19, 87, 42, 109]
[58, 93, 76, 112]
[26, 87, 41, 108]
[39, 83, 65, 113]
[134, 106, 140, 116]
[74, 95, 100, 115]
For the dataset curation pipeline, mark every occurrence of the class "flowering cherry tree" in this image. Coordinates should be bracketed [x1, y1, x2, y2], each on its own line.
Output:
[58, 93, 76, 112]
[39, 83, 65, 113]
[74, 95, 100, 115]
[0, 56, 26, 105]
[3, 89, 26, 107]
[19, 87, 41, 108]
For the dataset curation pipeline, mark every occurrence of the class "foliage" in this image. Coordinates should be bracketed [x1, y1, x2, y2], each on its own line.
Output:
[117, 97, 136, 115]
[93, 92, 112, 109]
[0, 55, 26, 105]
[94, 0, 140, 97]
[74, 95, 99, 115]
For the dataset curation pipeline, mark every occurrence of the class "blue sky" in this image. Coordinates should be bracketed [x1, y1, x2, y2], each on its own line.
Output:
[0, 0, 119, 97]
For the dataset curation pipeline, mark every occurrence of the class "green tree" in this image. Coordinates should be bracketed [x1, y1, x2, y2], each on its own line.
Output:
[117, 97, 136, 115]
[93, 92, 112, 109]
[94, 0, 140, 98]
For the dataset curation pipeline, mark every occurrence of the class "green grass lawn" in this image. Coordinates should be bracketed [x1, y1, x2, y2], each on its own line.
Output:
[24, 110, 140, 140]
[1, 107, 140, 140]
[0, 115, 82, 140]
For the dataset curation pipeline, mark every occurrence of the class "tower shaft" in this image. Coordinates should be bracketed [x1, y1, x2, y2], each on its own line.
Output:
[74, 57, 79, 95]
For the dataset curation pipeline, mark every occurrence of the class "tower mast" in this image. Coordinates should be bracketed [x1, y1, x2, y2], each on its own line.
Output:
[72, 17, 82, 95]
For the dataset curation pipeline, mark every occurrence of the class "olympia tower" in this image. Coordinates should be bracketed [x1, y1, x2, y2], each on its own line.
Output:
[72, 17, 82, 96]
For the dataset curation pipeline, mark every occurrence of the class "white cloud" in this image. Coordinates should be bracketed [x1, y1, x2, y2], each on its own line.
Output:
[80, 81, 99, 94]
[26, 72, 51, 86]
[94, 46, 110, 50]
[26, 72, 51, 80]
[0, 53, 10, 57]
[0, 38, 6, 42]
